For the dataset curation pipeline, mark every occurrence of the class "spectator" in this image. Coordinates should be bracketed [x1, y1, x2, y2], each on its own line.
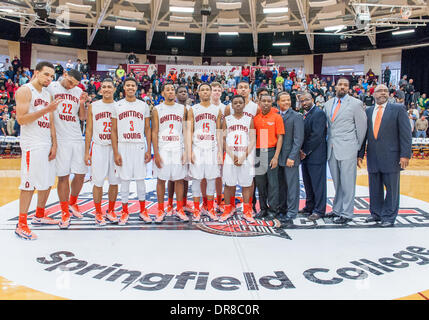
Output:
[115, 65, 126, 80]
[127, 52, 137, 64]
[241, 66, 250, 83]
[81, 59, 90, 76]
[65, 59, 74, 71]
[54, 63, 64, 80]
[5, 66, 13, 80]
[233, 67, 241, 86]
[415, 116, 428, 138]
[11, 56, 21, 74]
[0, 114, 7, 136]
[267, 55, 275, 67]
[383, 66, 391, 85]
[7, 112, 16, 136]
[398, 75, 408, 88]
[259, 55, 267, 66]
[418, 93, 429, 110]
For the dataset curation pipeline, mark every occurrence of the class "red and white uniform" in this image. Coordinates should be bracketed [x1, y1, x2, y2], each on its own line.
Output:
[223, 114, 255, 187]
[153, 102, 186, 181]
[90, 100, 120, 187]
[47, 81, 87, 176]
[19, 83, 56, 191]
[111, 98, 149, 180]
[189, 103, 221, 180]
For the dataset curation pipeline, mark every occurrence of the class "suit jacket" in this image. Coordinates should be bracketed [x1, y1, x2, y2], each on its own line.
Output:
[358, 103, 412, 173]
[302, 106, 327, 165]
[279, 108, 304, 167]
[324, 94, 367, 160]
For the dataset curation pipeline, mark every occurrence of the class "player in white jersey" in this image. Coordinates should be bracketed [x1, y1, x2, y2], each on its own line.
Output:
[224, 81, 258, 214]
[152, 83, 188, 223]
[14, 61, 64, 240]
[188, 83, 223, 222]
[219, 95, 256, 223]
[47, 69, 87, 229]
[111, 77, 152, 225]
[84, 78, 120, 226]
[166, 86, 192, 215]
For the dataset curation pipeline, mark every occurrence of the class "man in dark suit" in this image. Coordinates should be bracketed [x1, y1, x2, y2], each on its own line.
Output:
[277, 92, 304, 224]
[358, 84, 412, 227]
[299, 92, 327, 221]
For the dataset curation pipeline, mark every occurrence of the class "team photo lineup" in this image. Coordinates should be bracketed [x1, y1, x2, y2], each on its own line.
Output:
[13, 60, 412, 241]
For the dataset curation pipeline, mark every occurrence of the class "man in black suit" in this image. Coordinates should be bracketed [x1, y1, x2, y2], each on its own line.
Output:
[277, 92, 304, 224]
[299, 92, 327, 221]
[358, 84, 412, 227]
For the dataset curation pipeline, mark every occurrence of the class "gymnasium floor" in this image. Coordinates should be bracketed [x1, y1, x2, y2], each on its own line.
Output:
[0, 157, 428, 300]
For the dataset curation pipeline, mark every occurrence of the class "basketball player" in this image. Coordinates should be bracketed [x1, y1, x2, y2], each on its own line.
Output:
[47, 69, 87, 229]
[84, 78, 120, 226]
[152, 83, 188, 223]
[224, 81, 258, 213]
[219, 95, 256, 223]
[188, 83, 223, 221]
[111, 77, 152, 225]
[167, 85, 192, 214]
[15, 61, 64, 240]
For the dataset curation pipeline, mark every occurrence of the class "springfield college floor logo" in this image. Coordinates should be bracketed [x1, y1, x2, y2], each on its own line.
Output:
[1, 181, 429, 299]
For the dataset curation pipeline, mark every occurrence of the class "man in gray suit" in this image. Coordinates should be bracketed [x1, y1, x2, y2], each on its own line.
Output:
[324, 78, 367, 224]
[277, 92, 304, 224]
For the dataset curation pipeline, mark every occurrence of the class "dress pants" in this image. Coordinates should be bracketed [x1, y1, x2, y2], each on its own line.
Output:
[328, 154, 357, 219]
[368, 172, 400, 224]
[254, 148, 279, 215]
[301, 162, 326, 216]
[277, 165, 300, 219]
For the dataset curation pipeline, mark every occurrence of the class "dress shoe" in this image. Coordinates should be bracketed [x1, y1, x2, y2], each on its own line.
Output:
[276, 213, 286, 221]
[380, 221, 394, 228]
[308, 213, 322, 221]
[256, 210, 268, 219]
[298, 208, 311, 215]
[333, 216, 352, 224]
[281, 217, 294, 226]
[325, 212, 339, 219]
[365, 216, 381, 223]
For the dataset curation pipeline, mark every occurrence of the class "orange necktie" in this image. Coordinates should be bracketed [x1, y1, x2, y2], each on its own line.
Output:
[373, 105, 384, 139]
[331, 99, 341, 122]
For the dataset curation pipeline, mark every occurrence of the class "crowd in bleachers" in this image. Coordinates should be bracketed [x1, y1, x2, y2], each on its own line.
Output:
[0, 56, 428, 140]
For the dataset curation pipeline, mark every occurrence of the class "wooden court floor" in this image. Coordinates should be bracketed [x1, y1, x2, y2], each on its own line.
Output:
[0, 157, 428, 300]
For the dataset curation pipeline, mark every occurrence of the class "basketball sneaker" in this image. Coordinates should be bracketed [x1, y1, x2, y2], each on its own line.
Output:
[216, 203, 225, 214]
[118, 211, 129, 225]
[205, 208, 218, 221]
[154, 210, 166, 224]
[243, 205, 256, 223]
[106, 210, 119, 223]
[219, 206, 234, 222]
[95, 212, 106, 226]
[59, 212, 71, 229]
[166, 204, 174, 217]
[176, 208, 189, 222]
[184, 202, 193, 213]
[192, 209, 201, 222]
[15, 223, 37, 240]
[139, 209, 153, 224]
[31, 215, 59, 225]
[69, 203, 84, 219]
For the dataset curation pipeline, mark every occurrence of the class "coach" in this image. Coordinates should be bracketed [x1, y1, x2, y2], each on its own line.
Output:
[324, 78, 367, 224]
[358, 84, 412, 227]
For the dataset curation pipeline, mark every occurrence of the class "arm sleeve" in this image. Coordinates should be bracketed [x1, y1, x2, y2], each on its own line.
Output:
[398, 106, 412, 159]
[302, 111, 327, 156]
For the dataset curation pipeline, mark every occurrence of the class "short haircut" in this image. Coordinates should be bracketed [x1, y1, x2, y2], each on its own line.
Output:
[257, 87, 269, 97]
[231, 95, 245, 103]
[237, 80, 250, 87]
[124, 77, 138, 86]
[211, 82, 222, 89]
[67, 69, 82, 82]
[35, 61, 55, 72]
[198, 83, 212, 91]
[337, 77, 350, 85]
[101, 78, 114, 85]
[176, 85, 188, 93]
[161, 82, 175, 92]
[259, 94, 272, 101]
[276, 91, 290, 101]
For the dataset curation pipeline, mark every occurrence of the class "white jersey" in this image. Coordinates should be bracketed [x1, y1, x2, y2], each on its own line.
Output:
[229, 100, 258, 119]
[20, 83, 52, 151]
[156, 102, 185, 151]
[111, 98, 149, 144]
[91, 100, 115, 146]
[212, 101, 225, 121]
[192, 103, 219, 151]
[47, 81, 83, 142]
[224, 114, 252, 165]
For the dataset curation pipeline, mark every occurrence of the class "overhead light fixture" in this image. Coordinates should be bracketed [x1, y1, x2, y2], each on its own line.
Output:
[263, 7, 288, 14]
[324, 25, 346, 32]
[392, 29, 415, 35]
[0, 8, 14, 13]
[167, 35, 185, 40]
[338, 68, 353, 72]
[273, 42, 290, 46]
[115, 25, 137, 31]
[53, 30, 71, 36]
[170, 6, 194, 13]
[219, 31, 239, 36]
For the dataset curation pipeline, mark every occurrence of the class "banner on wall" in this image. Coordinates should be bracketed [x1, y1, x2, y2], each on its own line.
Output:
[127, 64, 158, 77]
[166, 65, 241, 78]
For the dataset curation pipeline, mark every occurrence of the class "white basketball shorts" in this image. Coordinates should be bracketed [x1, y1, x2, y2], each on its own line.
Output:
[91, 143, 120, 187]
[189, 147, 220, 180]
[152, 148, 186, 181]
[115, 142, 147, 180]
[20, 147, 56, 191]
[56, 140, 88, 177]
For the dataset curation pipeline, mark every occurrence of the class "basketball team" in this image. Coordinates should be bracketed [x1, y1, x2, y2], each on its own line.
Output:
[13, 61, 412, 240]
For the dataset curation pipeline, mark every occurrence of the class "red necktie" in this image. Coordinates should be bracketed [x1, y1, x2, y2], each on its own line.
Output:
[331, 99, 341, 122]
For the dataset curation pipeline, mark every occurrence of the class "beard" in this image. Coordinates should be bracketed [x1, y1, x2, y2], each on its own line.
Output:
[336, 90, 347, 98]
